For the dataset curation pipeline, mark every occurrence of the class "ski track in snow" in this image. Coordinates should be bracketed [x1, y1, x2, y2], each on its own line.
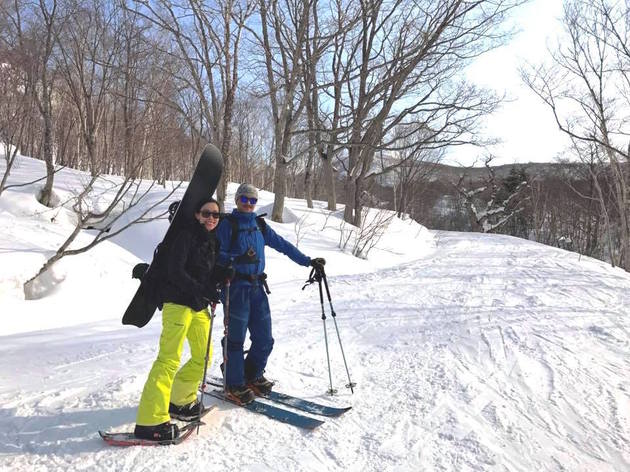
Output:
[1, 231, 630, 471]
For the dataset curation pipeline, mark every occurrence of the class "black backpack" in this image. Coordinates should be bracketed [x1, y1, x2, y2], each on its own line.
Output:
[224, 212, 268, 251]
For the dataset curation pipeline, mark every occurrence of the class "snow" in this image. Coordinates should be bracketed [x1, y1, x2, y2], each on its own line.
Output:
[1, 154, 629, 471]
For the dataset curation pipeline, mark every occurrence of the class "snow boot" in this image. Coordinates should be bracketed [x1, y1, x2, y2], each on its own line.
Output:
[169, 400, 204, 422]
[134, 421, 179, 441]
[225, 385, 255, 405]
[247, 375, 274, 396]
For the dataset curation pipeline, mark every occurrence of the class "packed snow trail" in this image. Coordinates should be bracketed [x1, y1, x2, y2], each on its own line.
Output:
[289, 231, 630, 471]
[1, 231, 629, 471]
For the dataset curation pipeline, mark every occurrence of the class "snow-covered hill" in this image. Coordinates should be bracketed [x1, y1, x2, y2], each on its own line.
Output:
[1, 155, 629, 471]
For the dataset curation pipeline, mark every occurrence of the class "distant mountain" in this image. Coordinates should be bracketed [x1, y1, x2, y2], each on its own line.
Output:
[423, 161, 582, 182]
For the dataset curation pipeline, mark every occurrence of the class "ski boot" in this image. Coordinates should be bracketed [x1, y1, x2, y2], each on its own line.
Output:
[134, 422, 179, 441]
[169, 401, 204, 422]
[225, 385, 255, 405]
[247, 375, 274, 396]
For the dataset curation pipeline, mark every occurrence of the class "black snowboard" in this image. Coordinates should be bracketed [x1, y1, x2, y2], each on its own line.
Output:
[122, 144, 223, 328]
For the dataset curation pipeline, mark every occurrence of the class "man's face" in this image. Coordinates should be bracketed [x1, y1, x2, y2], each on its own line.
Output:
[236, 195, 257, 213]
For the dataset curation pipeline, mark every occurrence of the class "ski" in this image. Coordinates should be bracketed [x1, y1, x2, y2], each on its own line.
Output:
[206, 377, 351, 417]
[202, 388, 324, 430]
[99, 405, 215, 447]
[99, 421, 201, 447]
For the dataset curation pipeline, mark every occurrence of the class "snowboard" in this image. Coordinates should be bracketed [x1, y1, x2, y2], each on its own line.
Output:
[122, 144, 224, 328]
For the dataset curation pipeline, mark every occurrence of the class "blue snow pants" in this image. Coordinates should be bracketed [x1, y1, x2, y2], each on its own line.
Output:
[224, 282, 274, 387]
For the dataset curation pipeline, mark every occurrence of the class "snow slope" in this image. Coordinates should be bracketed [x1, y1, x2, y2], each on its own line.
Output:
[1, 155, 629, 471]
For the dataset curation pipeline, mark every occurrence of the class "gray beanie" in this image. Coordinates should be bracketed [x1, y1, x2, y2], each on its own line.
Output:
[235, 183, 258, 201]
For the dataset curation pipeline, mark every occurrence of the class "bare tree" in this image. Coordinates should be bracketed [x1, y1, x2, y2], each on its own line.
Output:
[300, 0, 340, 209]
[0, 59, 33, 196]
[522, 0, 630, 270]
[127, 0, 253, 210]
[312, 0, 362, 211]
[232, 95, 274, 187]
[254, 0, 311, 222]
[388, 132, 445, 219]
[325, 0, 520, 227]
[3, 0, 60, 205]
[116, 5, 151, 178]
[55, 0, 122, 175]
[23, 171, 182, 299]
[351, 207, 396, 258]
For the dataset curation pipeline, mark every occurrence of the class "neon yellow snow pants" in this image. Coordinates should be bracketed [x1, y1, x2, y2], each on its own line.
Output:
[136, 303, 211, 426]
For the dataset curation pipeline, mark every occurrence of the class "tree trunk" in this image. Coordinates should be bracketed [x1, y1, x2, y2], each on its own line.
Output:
[323, 149, 336, 211]
[343, 177, 355, 223]
[304, 134, 314, 208]
[39, 99, 55, 207]
[353, 180, 363, 227]
[218, 80, 235, 212]
[271, 151, 287, 222]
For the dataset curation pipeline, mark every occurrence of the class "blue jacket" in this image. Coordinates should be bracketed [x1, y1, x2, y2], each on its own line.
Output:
[216, 210, 310, 280]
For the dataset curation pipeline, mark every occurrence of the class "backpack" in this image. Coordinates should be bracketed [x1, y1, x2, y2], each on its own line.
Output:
[225, 212, 268, 251]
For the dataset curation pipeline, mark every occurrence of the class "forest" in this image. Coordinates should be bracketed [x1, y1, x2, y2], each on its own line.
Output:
[1, 0, 628, 271]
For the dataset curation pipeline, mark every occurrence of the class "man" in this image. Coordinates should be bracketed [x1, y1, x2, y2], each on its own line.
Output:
[216, 183, 325, 404]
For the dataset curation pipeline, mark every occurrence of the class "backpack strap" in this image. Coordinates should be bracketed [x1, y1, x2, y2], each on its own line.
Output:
[256, 213, 268, 237]
[225, 213, 268, 252]
[227, 214, 240, 249]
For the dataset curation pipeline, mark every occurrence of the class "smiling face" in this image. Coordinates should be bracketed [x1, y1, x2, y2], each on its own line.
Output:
[195, 201, 220, 231]
[235, 194, 257, 213]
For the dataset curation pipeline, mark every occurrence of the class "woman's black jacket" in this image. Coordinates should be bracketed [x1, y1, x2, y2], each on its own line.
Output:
[160, 223, 219, 312]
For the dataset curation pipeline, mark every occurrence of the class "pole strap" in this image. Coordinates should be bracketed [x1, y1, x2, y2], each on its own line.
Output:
[302, 266, 324, 290]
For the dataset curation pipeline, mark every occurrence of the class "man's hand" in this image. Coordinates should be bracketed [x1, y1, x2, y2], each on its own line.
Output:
[215, 264, 236, 283]
[310, 257, 326, 272]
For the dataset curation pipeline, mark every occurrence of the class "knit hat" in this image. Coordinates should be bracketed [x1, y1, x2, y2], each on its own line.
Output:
[235, 183, 258, 201]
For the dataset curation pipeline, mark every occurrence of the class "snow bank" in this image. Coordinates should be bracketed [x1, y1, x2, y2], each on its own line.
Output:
[0, 155, 434, 335]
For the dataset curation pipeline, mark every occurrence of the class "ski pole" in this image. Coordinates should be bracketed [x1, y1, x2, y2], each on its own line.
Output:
[222, 278, 231, 393]
[322, 271, 355, 394]
[198, 302, 216, 434]
[317, 272, 336, 395]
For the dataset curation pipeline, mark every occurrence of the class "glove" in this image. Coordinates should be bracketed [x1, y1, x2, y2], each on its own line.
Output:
[310, 257, 326, 272]
[206, 289, 221, 304]
[132, 263, 149, 280]
[215, 264, 236, 283]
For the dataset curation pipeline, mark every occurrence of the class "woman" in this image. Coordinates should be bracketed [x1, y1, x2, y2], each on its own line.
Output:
[134, 198, 221, 441]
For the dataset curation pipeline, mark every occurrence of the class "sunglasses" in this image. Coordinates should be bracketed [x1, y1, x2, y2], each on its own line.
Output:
[239, 196, 258, 205]
[200, 210, 220, 219]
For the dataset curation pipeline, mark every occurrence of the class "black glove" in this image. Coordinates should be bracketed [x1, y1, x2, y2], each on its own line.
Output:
[214, 264, 236, 283]
[132, 263, 149, 280]
[206, 289, 221, 304]
[310, 257, 326, 272]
